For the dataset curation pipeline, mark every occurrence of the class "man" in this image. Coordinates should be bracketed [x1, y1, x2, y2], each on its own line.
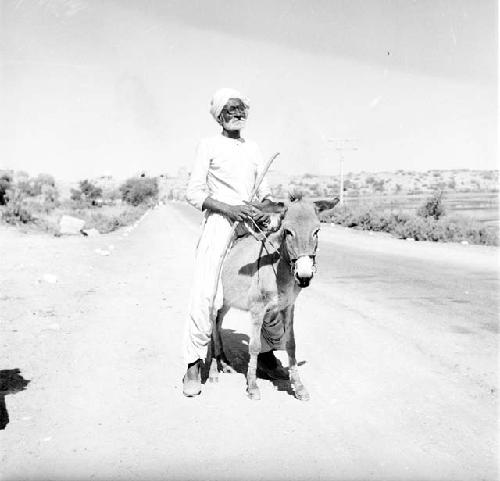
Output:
[182, 88, 284, 397]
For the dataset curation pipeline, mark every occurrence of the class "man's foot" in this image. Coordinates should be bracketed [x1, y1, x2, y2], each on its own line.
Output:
[182, 359, 202, 397]
[257, 351, 289, 380]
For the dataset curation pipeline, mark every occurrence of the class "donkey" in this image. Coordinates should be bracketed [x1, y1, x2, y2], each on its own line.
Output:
[209, 192, 333, 401]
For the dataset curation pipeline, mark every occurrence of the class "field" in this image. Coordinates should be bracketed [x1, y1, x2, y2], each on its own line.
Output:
[340, 192, 499, 225]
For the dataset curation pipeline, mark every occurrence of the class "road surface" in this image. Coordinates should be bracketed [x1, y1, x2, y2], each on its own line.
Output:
[1, 203, 498, 481]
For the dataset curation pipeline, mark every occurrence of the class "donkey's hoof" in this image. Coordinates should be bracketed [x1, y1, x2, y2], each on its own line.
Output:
[294, 386, 310, 401]
[219, 359, 236, 373]
[221, 364, 236, 374]
[247, 386, 261, 400]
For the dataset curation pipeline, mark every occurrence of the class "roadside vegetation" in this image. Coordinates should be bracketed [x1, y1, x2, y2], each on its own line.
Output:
[0, 171, 158, 235]
[319, 190, 498, 246]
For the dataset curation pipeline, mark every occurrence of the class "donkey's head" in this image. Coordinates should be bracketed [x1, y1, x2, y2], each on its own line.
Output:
[280, 191, 321, 288]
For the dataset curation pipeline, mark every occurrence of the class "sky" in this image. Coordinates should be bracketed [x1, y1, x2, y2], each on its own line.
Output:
[0, 0, 497, 180]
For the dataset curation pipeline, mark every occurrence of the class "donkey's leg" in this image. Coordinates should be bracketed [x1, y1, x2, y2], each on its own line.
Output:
[247, 305, 265, 400]
[285, 306, 310, 401]
[209, 305, 226, 382]
[209, 305, 235, 382]
[208, 334, 219, 383]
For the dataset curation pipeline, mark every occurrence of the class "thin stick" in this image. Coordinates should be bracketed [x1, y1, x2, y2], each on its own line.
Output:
[209, 152, 280, 322]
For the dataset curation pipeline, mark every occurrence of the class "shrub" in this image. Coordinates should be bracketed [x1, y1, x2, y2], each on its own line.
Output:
[34, 174, 56, 194]
[83, 205, 147, 233]
[2, 202, 35, 224]
[101, 186, 121, 204]
[120, 177, 159, 206]
[2, 172, 61, 222]
[0, 171, 12, 205]
[417, 190, 445, 220]
[319, 203, 498, 246]
[16, 178, 38, 197]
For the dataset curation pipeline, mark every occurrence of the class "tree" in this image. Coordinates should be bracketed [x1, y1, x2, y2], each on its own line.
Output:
[71, 179, 103, 205]
[120, 177, 159, 206]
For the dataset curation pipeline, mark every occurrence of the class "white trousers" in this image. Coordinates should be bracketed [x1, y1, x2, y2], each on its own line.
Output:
[183, 212, 233, 365]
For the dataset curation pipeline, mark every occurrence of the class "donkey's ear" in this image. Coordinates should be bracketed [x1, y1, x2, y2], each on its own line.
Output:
[313, 197, 340, 213]
[288, 189, 304, 202]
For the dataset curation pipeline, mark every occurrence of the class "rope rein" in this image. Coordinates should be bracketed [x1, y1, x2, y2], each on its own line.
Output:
[246, 217, 280, 280]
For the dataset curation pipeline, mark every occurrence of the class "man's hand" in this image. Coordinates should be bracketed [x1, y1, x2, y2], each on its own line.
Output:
[244, 201, 270, 225]
[223, 204, 257, 223]
[202, 197, 270, 224]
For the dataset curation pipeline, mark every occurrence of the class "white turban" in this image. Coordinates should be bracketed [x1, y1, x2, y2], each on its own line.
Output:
[209, 88, 250, 121]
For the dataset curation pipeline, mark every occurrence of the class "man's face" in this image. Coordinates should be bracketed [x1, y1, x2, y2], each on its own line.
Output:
[219, 98, 248, 131]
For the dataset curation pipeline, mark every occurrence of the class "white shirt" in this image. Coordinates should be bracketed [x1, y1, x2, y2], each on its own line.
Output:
[186, 135, 272, 210]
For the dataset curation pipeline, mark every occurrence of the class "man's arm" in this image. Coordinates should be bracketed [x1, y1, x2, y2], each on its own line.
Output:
[186, 140, 210, 211]
[202, 197, 256, 223]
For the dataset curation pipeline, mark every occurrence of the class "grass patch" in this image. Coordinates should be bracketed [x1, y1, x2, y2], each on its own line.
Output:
[1, 202, 148, 235]
[61, 204, 148, 234]
[320, 205, 498, 246]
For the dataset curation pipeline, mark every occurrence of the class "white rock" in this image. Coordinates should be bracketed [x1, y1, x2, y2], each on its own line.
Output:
[42, 274, 58, 284]
[108, 245, 115, 251]
[59, 215, 85, 235]
[83, 228, 100, 237]
[47, 323, 61, 331]
[406, 237, 415, 242]
[94, 248, 110, 256]
[461, 240, 469, 245]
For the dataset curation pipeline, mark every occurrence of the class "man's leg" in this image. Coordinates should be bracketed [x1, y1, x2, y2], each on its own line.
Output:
[257, 309, 289, 380]
[182, 213, 232, 396]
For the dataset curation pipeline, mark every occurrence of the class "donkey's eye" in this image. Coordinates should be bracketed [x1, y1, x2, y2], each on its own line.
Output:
[284, 228, 294, 237]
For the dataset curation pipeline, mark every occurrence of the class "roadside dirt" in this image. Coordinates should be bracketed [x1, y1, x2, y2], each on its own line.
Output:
[0, 204, 497, 481]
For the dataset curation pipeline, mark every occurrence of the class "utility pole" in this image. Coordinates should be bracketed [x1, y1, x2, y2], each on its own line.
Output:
[328, 138, 358, 205]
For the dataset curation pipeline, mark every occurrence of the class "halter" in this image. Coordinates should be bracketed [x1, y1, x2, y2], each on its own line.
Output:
[245, 217, 317, 280]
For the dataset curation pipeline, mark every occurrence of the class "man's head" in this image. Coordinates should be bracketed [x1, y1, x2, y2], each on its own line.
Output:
[219, 98, 248, 131]
[210, 88, 249, 131]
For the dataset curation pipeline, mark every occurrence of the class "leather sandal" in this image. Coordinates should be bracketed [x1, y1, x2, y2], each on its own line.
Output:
[182, 359, 202, 397]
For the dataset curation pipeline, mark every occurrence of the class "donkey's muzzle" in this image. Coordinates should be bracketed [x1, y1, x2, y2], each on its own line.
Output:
[294, 256, 315, 288]
[296, 276, 311, 288]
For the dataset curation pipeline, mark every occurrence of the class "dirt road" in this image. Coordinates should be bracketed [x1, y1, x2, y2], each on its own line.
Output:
[1, 204, 498, 481]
